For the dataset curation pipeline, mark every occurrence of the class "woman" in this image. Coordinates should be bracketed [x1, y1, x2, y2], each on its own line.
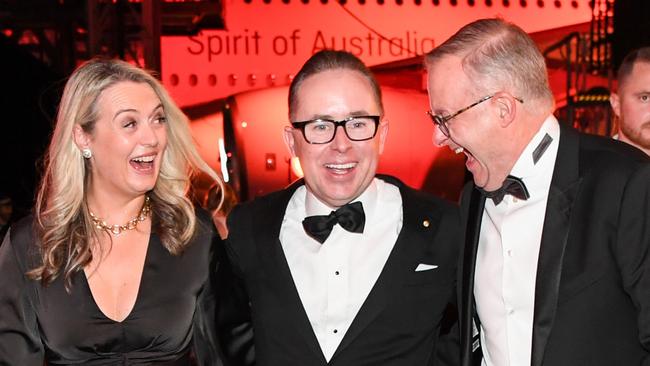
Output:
[0, 59, 226, 365]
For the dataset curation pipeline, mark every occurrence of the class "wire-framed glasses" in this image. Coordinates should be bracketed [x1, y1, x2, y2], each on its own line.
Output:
[427, 94, 524, 137]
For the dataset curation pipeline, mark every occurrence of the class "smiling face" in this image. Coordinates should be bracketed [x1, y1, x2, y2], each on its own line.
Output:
[611, 61, 650, 155]
[284, 68, 388, 209]
[427, 55, 509, 191]
[75, 81, 168, 200]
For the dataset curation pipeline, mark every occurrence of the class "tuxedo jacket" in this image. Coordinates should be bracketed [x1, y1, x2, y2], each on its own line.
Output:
[222, 175, 460, 366]
[459, 124, 650, 366]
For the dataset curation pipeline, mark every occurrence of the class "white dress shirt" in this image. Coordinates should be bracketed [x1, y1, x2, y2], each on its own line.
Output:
[280, 178, 402, 361]
[475, 116, 561, 366]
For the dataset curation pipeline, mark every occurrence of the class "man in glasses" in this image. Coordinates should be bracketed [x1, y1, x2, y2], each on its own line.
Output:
[425, 18, 650, 366]
[222, 50, 461, 366]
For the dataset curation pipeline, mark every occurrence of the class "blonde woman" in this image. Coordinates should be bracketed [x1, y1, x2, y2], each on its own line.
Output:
[0, 59, 227, 365]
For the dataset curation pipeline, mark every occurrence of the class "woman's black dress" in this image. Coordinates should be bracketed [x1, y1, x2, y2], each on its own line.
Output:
[0, 211, 222, 365]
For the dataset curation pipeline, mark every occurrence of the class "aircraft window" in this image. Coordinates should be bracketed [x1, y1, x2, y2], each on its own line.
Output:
[208, 75, 217, 87]
[449, 0, 457, 6]
[189, 74, 198, 86]
[554, 0, 561, 7]
[170, 74, 179, 87]
[520, 0, 527, 7]
[571, 0, 578, 7]
[485, 0, 492, 6]
[503, 0, 510, 7]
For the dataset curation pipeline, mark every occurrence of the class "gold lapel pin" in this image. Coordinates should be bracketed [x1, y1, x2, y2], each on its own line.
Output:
[422, 219, 430, 228]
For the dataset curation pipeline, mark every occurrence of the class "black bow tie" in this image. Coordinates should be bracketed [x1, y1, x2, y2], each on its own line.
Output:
[302, 201, 365, 244]
[479, 175, 530, 205]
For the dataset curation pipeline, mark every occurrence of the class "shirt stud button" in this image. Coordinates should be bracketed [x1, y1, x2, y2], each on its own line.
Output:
[422, 220, 430, 228]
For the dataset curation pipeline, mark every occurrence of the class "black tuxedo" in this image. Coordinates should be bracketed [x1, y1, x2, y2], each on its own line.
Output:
[222, 175, 460, 366]
[459, 124, 650, 366]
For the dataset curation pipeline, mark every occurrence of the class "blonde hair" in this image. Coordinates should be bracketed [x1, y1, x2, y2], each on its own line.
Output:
[31, 58, 222, 289]
[203, 182, 238, 217]
[425, 18, 554, 110]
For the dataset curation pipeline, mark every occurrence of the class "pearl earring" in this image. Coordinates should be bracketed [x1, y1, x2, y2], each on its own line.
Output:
[82, 148, 92, 159]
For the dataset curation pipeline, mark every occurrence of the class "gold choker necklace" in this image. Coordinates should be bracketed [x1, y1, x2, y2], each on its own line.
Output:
[89, 196, 151, 236]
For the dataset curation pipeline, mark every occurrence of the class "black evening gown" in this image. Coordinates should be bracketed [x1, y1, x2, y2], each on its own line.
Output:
[0, 210, 223, 365]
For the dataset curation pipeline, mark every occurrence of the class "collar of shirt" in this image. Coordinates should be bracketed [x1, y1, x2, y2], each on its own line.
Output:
[507, 115, 560, 202]
[304, 179, 378, 219]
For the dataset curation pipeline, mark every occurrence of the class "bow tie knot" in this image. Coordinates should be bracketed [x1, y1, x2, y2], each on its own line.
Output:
[480, 175, 530, 205]
[302, 201, 365, 244]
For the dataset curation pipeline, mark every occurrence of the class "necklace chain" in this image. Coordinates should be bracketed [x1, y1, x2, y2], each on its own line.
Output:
[89, 196, 151, 236]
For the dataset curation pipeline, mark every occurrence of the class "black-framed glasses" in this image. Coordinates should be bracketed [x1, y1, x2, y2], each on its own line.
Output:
[291, 115, 381, 144]
[427, 94, 524, 137]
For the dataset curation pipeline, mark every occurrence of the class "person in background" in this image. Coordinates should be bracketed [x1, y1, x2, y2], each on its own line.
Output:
[0, 193, 12, 242]
[0, 58, 228, 365]
[221, 49, 460, 366]
[610, 46, 650, 156]
[425, 18, 650, 366]
[204, 182, 238, 240]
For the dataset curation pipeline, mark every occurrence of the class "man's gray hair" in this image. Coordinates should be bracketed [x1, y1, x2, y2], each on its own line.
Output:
[425, 18, 554, 107]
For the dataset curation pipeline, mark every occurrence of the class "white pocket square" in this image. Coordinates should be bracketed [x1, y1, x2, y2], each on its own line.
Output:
[415, 263, 439, 272]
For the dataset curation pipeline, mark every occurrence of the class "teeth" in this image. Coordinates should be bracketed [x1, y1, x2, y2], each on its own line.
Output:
[325, 162, 356, 169]
[133, 155, 155, 163]
[454, 147, 464, 154]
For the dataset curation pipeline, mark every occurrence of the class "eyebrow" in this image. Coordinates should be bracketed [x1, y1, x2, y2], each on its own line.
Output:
[150, 104, 164, 115]
[113, 103, 164, 120]
[309, 110, 373, 120]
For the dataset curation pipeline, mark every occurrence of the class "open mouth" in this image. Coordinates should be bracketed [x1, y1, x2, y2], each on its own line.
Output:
[464, 151, 478, 169]
[324, 162, 357, 174]
[130, 154, 156, 171]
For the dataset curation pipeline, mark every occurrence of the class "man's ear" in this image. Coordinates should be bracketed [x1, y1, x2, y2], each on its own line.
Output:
[494, 94, 517, 128]
[283, 126, 298, 157]
[610, 92, 621, 118]
[378, 119, 389, 155]
[73, 125, 90, 150]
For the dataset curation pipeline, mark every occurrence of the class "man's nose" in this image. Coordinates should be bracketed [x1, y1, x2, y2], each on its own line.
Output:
[432, 125, 448, 147]
[330, 125, 352, 152]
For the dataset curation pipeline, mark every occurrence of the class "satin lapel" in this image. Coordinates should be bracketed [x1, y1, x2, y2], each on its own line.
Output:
[330, 179, 442, 360]
[460, 187, 486, 366]
[531, 125, 582, 366]
[254, 180, 327, 363]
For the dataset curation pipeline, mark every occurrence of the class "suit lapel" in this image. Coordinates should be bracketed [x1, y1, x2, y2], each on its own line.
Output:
[530, 125, 582, 366]
[330, 176, 442, 361]
[460, 186, 486, 366]
[254, 180, 327, 363]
